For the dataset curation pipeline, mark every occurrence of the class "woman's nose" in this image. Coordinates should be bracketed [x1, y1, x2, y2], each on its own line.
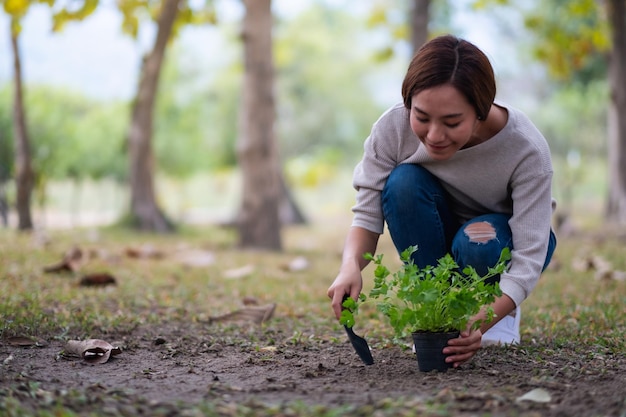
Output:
[426, 125, 445, 142]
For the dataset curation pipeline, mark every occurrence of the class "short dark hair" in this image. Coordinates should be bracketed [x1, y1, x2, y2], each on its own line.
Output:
[401, 34, 496, 120]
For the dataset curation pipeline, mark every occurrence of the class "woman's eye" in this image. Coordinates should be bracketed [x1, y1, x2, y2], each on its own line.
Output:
[445, 122, 461, 128]
[416, 118, 429, 123]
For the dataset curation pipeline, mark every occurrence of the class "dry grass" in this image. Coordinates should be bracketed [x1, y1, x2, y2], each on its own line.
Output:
[2, 215, 624, 348]
[0, 215, 625, 416]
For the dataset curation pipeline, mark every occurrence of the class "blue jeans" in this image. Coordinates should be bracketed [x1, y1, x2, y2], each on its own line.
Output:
[382, 164, 556, 280]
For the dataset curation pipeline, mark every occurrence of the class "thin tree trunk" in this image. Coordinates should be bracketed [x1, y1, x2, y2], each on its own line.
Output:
[127, 0, 179, 232]
[10, 29, 34, 231]
[237, 0, 282, 250]
[410, 0, 430, 55]
[606, 0, 626, 224]
[0, 180, 8, 227]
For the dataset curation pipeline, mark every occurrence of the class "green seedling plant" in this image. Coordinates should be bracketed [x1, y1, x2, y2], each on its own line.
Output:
[341, 246, 511, 337]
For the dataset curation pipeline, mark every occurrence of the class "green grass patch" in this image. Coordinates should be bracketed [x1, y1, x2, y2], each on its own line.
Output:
[1, 218, 625, 416]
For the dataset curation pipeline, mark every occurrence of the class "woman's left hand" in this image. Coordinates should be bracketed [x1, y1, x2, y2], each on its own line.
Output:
[443, 327, 483, 368]
[444, 295, 517, 367]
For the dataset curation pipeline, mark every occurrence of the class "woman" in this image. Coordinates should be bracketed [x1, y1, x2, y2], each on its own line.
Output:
[327, 34, 557, 368]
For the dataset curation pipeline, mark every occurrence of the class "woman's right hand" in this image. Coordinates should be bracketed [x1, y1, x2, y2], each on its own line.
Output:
[327, 267, 363, 320]
[327, 226, 380, 320]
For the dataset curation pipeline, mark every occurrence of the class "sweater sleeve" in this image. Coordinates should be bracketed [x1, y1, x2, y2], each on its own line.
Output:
[351, 105, 413, 234]
[500, 170, 553, 307]
[498, 114, 554, 307]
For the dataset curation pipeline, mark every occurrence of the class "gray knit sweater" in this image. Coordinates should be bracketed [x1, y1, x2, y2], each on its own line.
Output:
[351, 102, 555, 307]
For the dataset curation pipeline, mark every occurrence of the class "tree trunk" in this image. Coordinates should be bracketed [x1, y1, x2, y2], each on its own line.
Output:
[127, 0, 179, 232]
[10, 29, 34, 231]
[0, 180, 8, 227]
[278, 174, 306, 225]
[606, 0, 626, 224]
[410, 0, 430, 55]
[237, 0, 282, 250]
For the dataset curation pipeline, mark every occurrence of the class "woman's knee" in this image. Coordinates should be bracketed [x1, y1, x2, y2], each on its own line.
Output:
[452, 214, 512, 275]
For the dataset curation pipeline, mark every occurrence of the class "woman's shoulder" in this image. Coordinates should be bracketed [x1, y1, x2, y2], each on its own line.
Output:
[496, 102, 549, 147]
[365, 102, 419, 162]
[493, 102, 553, 171]
[371, 102, 413, 139]
[374, 101, 407, 122]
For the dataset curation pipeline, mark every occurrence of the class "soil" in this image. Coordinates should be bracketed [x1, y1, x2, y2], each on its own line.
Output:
[1, 321, 625, 416]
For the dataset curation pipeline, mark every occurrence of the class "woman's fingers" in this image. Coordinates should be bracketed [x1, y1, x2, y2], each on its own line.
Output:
[331, 292, 346, 319]
[443, 330, 482, 367]
[445, 344, 480, 367]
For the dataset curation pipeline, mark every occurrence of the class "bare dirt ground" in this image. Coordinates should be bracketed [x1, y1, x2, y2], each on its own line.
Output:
[1, 321, 624, 416]
[1, 217, 625, 415]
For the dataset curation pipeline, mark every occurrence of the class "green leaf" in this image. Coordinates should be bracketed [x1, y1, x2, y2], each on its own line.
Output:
[362, 247, 509, 335]
[341, 296, 357, 312]
[339, 309, 354, 328]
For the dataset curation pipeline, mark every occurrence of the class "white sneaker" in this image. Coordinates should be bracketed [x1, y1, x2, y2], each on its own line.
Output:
[482, 306, 521, 346]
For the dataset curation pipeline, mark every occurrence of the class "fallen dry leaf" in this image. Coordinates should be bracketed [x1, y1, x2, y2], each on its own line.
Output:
[125, 245, 164, 260]
[87, 248, 122, 264]
[434, 387, 455, 402]
[79, 273, 117, 287]
[210, 304, 276, 325]
[571, 253, 625, 281]
[595, 269, 626, 281]
[43, 247, 83, 273]
[242, 296, 260, 306]
[280, 256, 310, 272]
[173, 249, 216, 267]
[612, 270, 626, 281]
[7, 336, 48, 347]
[516, 388, 551, 404]
[572, 254, 612, 272]
[7, 336, 38, 347]
[223, 265, 255, 280]
[65, 339, 122, 364]
[590, 255, 613, 271]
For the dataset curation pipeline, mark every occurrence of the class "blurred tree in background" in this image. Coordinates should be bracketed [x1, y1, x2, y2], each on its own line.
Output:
[0, 91, 11, 226]
[124, 0, 182, 233]
[366, 0, 456, 58]
[3, 0, 43, 230]
[2, 0, 97, 230]
[118, 0, 217, 232]
[0, 0, 624, 234]
[0, 86, 128, 223]
[605, 0, 626, 224]
[475, 0, 626, 224]
[236, 0, 281, 249]
[275, 5, 384, 166]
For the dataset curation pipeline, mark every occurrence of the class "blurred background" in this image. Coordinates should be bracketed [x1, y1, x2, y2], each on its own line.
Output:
[0, 0, 621, 249]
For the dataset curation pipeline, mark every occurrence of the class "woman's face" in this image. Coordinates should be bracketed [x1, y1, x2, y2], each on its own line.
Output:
[409, 84, 481, 161]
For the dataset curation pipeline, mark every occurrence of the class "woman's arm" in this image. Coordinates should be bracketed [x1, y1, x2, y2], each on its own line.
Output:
[327, 226, 380, 320]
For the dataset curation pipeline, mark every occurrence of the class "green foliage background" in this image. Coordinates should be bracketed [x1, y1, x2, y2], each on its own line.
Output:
[0, 1, 613, 226]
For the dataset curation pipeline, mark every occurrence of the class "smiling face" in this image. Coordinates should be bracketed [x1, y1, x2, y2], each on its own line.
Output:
[409, 84, 482, 161]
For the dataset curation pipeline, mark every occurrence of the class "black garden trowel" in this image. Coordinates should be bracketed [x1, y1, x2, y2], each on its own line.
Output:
[342, 295, 374, 365]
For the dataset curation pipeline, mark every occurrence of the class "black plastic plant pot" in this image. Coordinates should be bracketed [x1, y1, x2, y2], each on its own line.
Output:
[412, 330, 460, 372]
